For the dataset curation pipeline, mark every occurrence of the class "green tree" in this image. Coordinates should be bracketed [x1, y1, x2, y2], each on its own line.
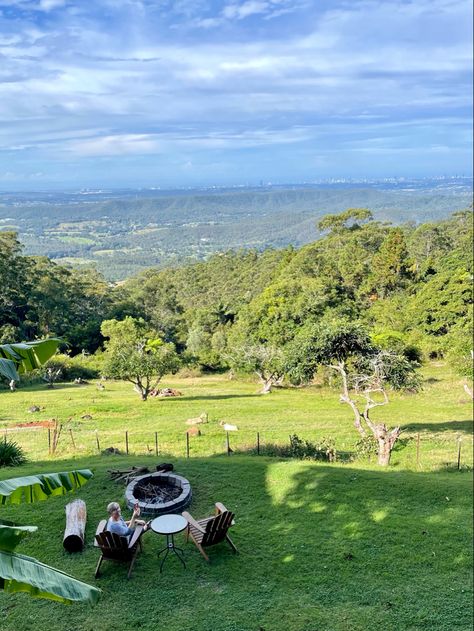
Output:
[365, 228, 413, 298]
[26, 260, 111, 353]
[318, 208, 373, 234]
[101, 317, 179, 400]
[286, 321, 420, 465]
[226, 342, 286, 394]
[0, 232, 32, 341]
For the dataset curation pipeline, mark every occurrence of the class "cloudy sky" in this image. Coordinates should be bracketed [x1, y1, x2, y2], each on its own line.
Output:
[0, 0, 472, 190]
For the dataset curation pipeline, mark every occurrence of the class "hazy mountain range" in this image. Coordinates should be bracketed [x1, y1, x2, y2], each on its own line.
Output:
[0, 178, 471, 281]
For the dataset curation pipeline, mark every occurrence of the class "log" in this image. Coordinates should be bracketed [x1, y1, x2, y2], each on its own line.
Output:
[63, 499, 87, 553]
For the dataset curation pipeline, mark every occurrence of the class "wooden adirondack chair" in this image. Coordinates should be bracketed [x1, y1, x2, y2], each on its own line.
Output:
[94, 519, 145, 579]
[182, 502, 238, 562]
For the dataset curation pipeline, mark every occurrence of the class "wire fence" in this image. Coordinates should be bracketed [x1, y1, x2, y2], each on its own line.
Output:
[3, 424, 472, 471]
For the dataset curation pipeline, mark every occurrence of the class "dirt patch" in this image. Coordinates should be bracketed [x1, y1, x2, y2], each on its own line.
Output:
[9, 420, 56, 429]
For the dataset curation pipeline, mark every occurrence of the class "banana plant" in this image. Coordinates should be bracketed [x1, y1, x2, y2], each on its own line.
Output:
[0, 339, 62, 383]
[0, 469, 100, 605]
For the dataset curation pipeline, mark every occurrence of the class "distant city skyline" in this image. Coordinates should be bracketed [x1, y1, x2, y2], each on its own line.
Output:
[0, 0, 472, 191]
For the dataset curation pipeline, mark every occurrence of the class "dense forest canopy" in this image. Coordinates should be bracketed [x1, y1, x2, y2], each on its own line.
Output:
[0, 208, 472, 375]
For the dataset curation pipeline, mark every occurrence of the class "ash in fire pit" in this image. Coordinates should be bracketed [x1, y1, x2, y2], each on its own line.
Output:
[125, 473, 192, 516]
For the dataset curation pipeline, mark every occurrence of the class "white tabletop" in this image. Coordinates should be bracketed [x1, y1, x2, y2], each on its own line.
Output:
[150, 514, 188, 535]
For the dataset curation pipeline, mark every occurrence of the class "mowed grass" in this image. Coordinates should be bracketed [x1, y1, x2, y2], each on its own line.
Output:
[0, 363, 472, 630]
[0, 362, 472, 470]
[0, 455, 472, 631]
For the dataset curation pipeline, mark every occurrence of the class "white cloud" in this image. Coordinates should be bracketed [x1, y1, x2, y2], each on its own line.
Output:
[0, 0, 471, 181]
[39, 0, 66, 10]
[223, 1, 271, 20]
[0, 0, 66, 10]
[67, 134, 162, 156]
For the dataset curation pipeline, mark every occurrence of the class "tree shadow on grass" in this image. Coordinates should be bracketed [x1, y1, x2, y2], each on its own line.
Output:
[0, 453, 472, 631]
[402, 419, 473, 434]
[162, 393, 262, 402]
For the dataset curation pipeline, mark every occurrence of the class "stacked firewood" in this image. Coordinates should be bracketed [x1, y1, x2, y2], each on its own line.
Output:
[108, 463, 173, 485]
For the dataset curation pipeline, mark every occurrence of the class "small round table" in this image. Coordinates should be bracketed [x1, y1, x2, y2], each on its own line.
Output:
[150, 514, 187, 573]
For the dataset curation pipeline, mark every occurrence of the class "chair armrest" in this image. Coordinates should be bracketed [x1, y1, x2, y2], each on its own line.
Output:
[182, 511, 206, 533]
[95, 520, 107, 536]
[94, 520, 107, 547]
[215, 503, 235, 525]
[215, 502, 228, 515]
[128, 525, 144, 549]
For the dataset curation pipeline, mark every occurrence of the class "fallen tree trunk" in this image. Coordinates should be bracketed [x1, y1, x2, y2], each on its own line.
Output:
[63, 499, 87, 553]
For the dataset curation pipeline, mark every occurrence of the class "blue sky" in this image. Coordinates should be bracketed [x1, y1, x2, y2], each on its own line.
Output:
[0, 0, 472, 190]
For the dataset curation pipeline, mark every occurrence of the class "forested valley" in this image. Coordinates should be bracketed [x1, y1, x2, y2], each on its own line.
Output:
[1, 183, 471, 280]
[1, 207, 472, 381]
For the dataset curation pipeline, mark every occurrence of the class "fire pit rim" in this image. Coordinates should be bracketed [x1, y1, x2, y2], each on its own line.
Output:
[125, 472, 192, 516]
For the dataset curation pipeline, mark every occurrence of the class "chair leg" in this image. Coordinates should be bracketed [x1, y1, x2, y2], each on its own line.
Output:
[127, 550, 139, 579]
[226, 534, 238, 554]
[95, 555, 104, 578]
[196, 543, 210, 562]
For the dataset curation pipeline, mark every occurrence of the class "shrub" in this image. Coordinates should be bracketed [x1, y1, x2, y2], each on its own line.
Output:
[258, 434, 336, 462]
[0, 439, 27, 467]
[43, 354, 100, 381]
[354, 435, 378, 460]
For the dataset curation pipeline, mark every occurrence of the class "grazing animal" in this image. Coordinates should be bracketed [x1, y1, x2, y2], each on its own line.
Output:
[186, 426, 201, 437]
[27, 405, 43, 413]
[186, 412, 208, 426]
[219, 421, 239, 432]
[97, 382, 105, 390]
[81, 414, 93, 420]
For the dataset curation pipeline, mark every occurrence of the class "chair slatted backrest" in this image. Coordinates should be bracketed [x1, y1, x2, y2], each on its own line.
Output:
[95, 530, 130, 555]
[202, 510, 234, 547]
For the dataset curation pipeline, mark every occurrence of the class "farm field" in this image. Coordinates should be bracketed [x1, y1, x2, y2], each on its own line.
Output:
[0, 363, 472, 470]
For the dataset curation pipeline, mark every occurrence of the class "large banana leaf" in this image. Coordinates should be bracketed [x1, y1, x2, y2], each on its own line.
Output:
[0, 470, 100, 605]
[0, 521, 37, 551]
[0, 358, 19, 382]
[0, 339, 62, 374]
[0, 470, 94, 505]
[0, 549, 101, 605]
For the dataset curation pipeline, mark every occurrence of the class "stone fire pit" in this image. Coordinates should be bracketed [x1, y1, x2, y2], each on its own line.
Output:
[125, 472, 192, 516]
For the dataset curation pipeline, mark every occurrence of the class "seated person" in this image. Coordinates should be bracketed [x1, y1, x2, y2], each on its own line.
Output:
[106, 501, 148, 538]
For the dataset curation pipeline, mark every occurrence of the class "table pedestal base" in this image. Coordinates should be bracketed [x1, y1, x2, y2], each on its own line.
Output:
[157, 533, 186, 573]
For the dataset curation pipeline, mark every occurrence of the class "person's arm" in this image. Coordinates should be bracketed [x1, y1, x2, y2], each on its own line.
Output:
[126, 506, 140, 529]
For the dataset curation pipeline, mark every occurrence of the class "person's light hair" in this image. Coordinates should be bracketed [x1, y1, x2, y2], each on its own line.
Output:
[107, 502, 120, 515]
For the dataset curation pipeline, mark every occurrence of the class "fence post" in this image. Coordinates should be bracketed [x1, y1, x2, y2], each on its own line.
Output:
[155, 432, 159, 457]
[69, 429, 76, 450]
[257, 432, 260, 455]
[416, 433, 420, 469]
[457, 437, 462, 470]
[125, 431, 129, 455]
[226, 432, 231, 456]
[95, 430, 100, 452]
[48, 428, 51, 455]
[186, 432, 190, 458]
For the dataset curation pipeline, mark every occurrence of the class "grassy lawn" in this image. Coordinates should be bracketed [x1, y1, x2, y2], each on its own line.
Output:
[0, 363, 472, 470]
[0, 363, 472, 630]
[0, 455, 472, 631]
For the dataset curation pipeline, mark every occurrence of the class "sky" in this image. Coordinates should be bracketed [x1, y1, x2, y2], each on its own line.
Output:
[0, 0, 472, 190]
